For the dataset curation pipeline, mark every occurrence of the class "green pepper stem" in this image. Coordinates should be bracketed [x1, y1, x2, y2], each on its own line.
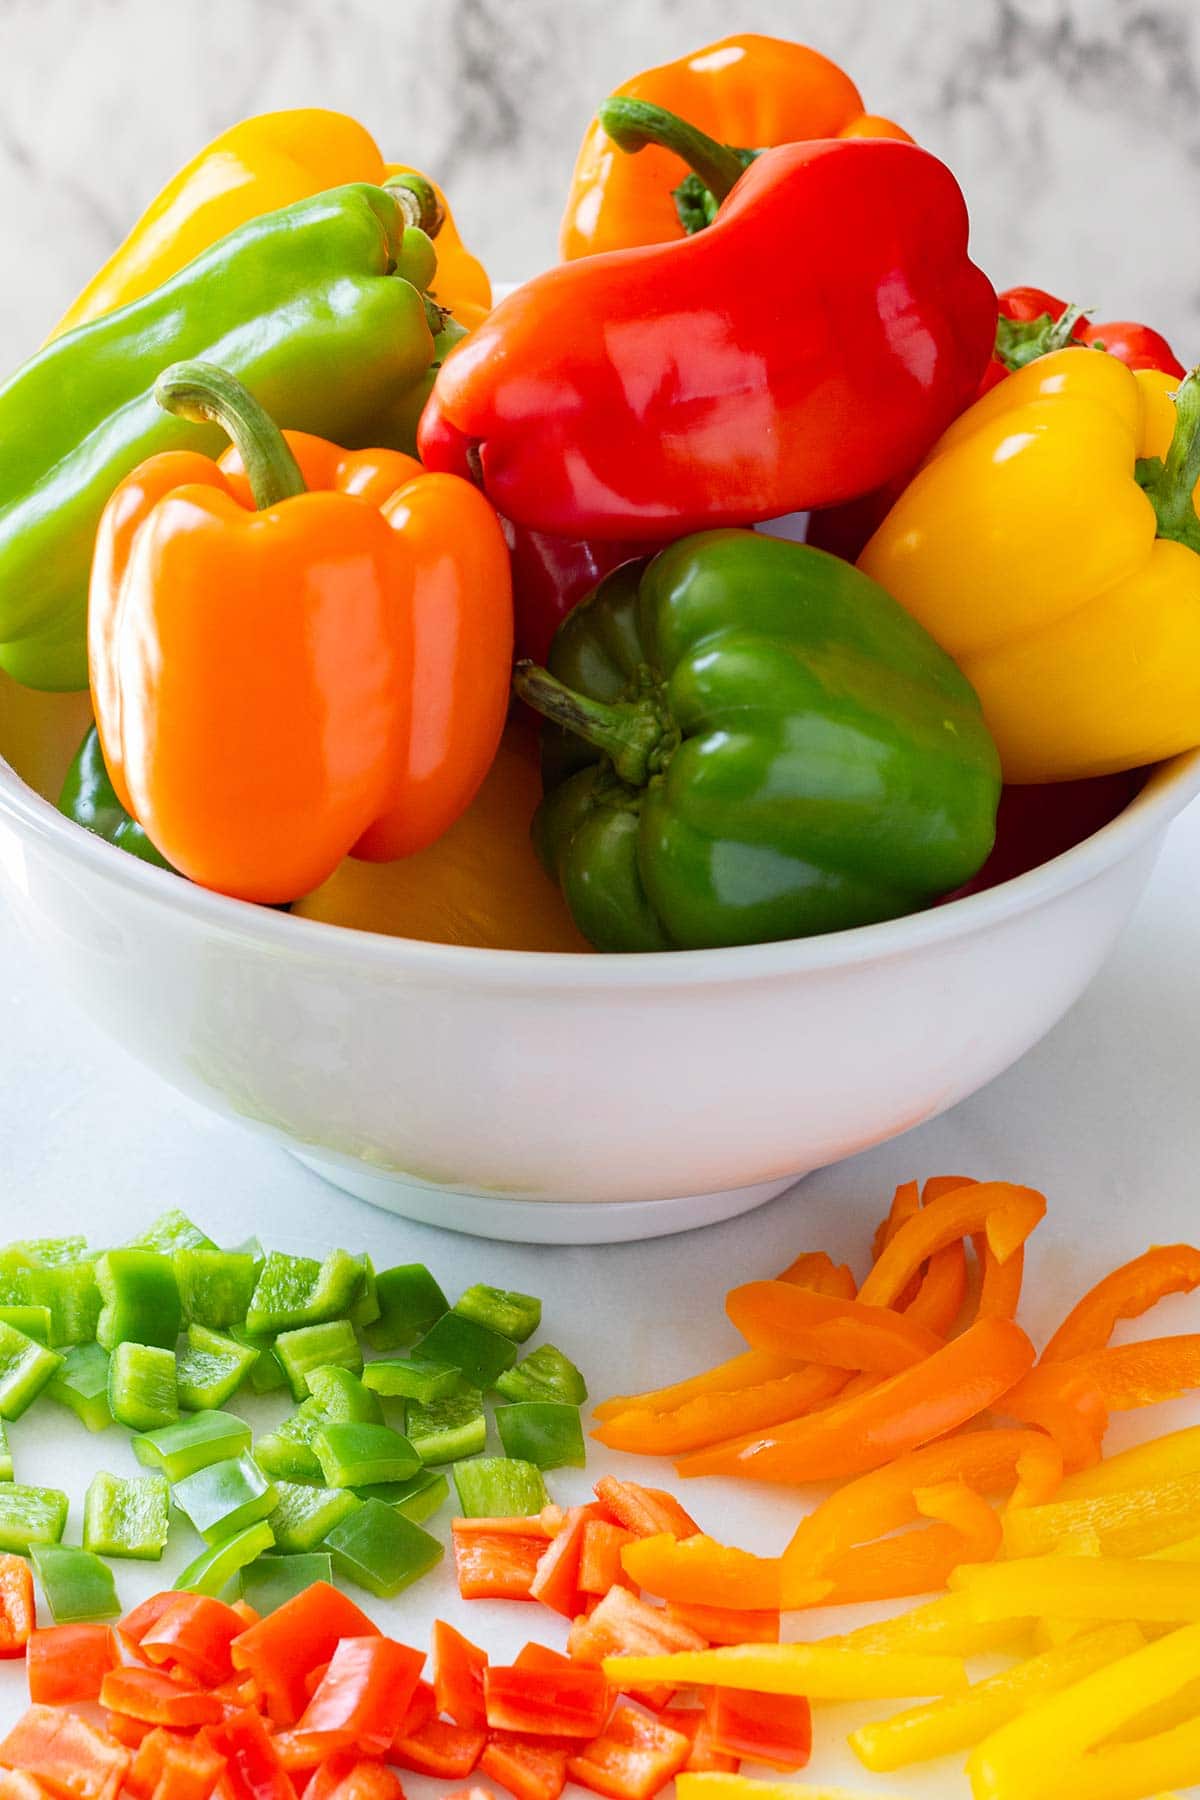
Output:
[597, 97, 746, 204]
[154, 362, 306, 510]
[383, 172, 445, 239]
[993, 302, 1092, 373]
[513, 660, 662, 788]
[1136, 368, 1200, 554]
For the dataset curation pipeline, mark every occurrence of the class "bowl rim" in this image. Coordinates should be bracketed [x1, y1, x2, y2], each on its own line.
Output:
[2, 741, 1198, 989]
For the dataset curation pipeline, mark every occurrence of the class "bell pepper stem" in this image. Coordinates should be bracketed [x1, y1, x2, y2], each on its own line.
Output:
[597, 97, 746, 205]
[513, 660, 662, 789]
[154, 361, 307, 510]
[383, 173, 445, 239]
[993, 303, 1092, 373]
[1136, 367, 1200, 554]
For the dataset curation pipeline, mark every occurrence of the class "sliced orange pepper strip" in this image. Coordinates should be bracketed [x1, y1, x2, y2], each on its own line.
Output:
[873, 1180, 921, 1263]
[977, 1242, 1026, 1321]
[725, 1283, 945, 1374]
[593, 1366, 850, 1457]
[782, 1480, 1002, 1610]
[674, 1317, 1036, 1485]
[1057, 1334, 1200, 1409]
[1000, 1364, 1109, 1471]
[775, 1251, 858, 1297]
[903, 1242, 968, 1336]
[622, 1534, 783, 1611]
[1042, 1246, 1200, 1362]
[858, 1183, 1046, 1310]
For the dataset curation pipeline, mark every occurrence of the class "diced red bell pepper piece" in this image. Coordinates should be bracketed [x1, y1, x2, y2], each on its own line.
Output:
[0, 1556, 34, 1661]
[203, 1709, 297, 1800]
[579, 1524, 637, 1596]
[389, 1717, 487, 1779]
[303, 1661, 332, 1705]
[484, 1666, 610, 1739]
[100, 1667, 225, 1728]
[529, 1509, 592, 1619]
[433, 1619, 489, 1729]
[479, 1734, 569, 1800]
[27, 1624, 113, 1706]
[513, 1645, 573, 1673]
[230, 1582, 380, 1727]
[140, 1593, 244, 1688]
[295, 1636, 424, 1757]
[109, 1627, 155, 1670]
[230, 1600, 260, 1629]
[566, 1702, 692, 1800]
[305, 1751, 406, 1800]
[396, 1678, 437, 1737]
[656, 1708, 738, 1775]
[592, 1481, 700, 1542]
[119, 1594, 180, 1646]
[567, 1588, 708, 1665]
[0, 1705, 131, 1800]
[450, 1516, 556, 1539]
[127, 1727, 225, 1800]
[453, 1528, 546, 1602]
[104, 1709, 154, 1750]
[0, 1774, 52, 1799]
[663, 1602, 778, 1644]
[703, 1687, 812, 1770]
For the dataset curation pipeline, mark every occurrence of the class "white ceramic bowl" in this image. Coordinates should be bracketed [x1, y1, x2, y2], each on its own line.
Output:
[0, 684, 1197, 1242]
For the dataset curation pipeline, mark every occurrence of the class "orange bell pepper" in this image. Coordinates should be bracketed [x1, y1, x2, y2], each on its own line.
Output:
[1042, 1245, 1200, 1362]
[674, 1317, 1036, 1484]
[620, 1534, 783, 1611]
[1057, 1335, 1200, 1410]
[89, 362, 511, 903]
[858, 1182, 1046, 1309]
[999, 1364, 1109, 1471]
[592, 1365, 851, 1458]
[560, 35, 910, 259]
[872, 1179, 968, 1331]
[785, 1480, 1003, 1611]
[725, 1282, 944, 1374]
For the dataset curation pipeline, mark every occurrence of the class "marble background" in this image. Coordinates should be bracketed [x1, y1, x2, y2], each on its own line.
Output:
[1, 0, 1198, 369]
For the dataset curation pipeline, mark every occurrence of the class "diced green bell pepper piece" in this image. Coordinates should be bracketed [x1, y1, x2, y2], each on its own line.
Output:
[363, 1264, 448, 1351]
[323, 1497, 443, 1598]
[362, 1358, 461, 1405]
[83, 1470, 170, 1561]
[313, 1422, 420, 1490]
[453, 1456, 550, 1518]
[0, 1321, 63, 1420]
[0, 1422, 10, 1483]
[31, 1543, 119, 1621]
[108, 1341, 178, 1432]
[172, 1454, 277, 1546]
[12, 1237, 88, 1268]
[229, 1326, 288, 1395]
[176, 1324, 257, 1410]
[96, 1250, 181, 1351]
[129, 1210, 216, 1254]
[349, 1255, 381, 1330]
[0, 1251, 32, 1306]
[275, 1320, 362, 1402]
[306, 1365, 382, 1423]
[356, 1468, 449, 1524]
[406, 1389, 486, 1465]
[0, 1306, 51, 1343]
[48, 1343, 113, 1433]
[132, 1410, 251, 1482]
[28, 1261, 101, 1349]
[496, 1401, 587, 1471]
[175, 1248, 258, 1328]
[253, 1403, 326, 1483]
[175, 1520, 275, 1596]
[245, 1249, 362, 1335]
[239, 1550, 334, 1613]
[413, 1313, 517, 1390]
[0, 1484, 68, 1552]
[455, 1284, 542, 1343]
[269, 1479, 360, 1553]
[494, 1343, 589, 1406]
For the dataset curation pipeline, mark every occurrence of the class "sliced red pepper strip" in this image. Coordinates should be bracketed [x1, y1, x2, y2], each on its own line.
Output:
[1042, 1246, 1200, 1362]
[99, 1667, 224, 1728]
[434, 1620, 490, 1730]
[726, 1281, 945, 1372]
[675, 1316, 1036, 1484]
[566, 1701, 691, 1800]
[295, 1636, 425, 1757]
[579, 1522, 637, 1595]
[530, 1507, 593, 1618]
[389, 1716, 488, 1778]
[592, 1366, 849, 1457]
[230, 1581, 380, 1728]
[454, 1527, 547, 1602]
[620, 1534, 782, 1611]
[1057, 1333, 1200, 1409]
[664, 1602, 779, 1645]
[27, 1624, 113, 1706]
[592, 1479, 699, 1540]
[204, 1709, 297, 1800]
[1001, 1364, 1110, 1471]
[0, 1556, 34, 1662]
[858, 1181, 1046, 1309]
[480, 1733, 569, 1800]
[139, 1593, 244, 1687]
[0, 1706, 131, 1800]
[703, 1687, 812, 1771]
[483, 1665, 611, 1739]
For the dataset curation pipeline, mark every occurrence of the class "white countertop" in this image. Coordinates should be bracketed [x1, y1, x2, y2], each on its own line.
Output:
[1, 798, 1200, 1797]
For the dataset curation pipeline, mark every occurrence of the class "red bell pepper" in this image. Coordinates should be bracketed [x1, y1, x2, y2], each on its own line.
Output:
[0, 1706, 130, 1800]
[580, 1523, 638, 1596]
[127, 1728, 224, 1800]
[566, 1702, 692, 1800]
[515, 1644, 574, 1672]
[230, 1583, 380, 1728]
[117, 1594, 178, 1647]
[0, 1557, 33, 1662]
[305, 1753, 405, 1800]
[453, 1526, 548, 1601]
[388, 1716, 487, 1778]
[433, 1620, 489, 1730]
[99, 1668, 224, 1729]
[480, 1732, 570, 1800]
[983, 284, 1185, 389]
[703, 1688, 812, 1770]
[396, 1679, 438, 1737]
[656, 1706, 738, 1774]
[27, 1625, 113, 1706]
[504, 521, 654, 663]
[664, 1603, 779, 1646]
[592, 1480, 699, 1541]
[139, 1593, 243, 1688]
[294, 1637, 424, 1757]
[203, 1709, 297, 1800]
[484, 1666, 611, 1739]
[420, 106, 993, 539]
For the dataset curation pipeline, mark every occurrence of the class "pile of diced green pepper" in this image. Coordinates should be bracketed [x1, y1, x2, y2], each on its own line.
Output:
[0, 1209, 588, 1621]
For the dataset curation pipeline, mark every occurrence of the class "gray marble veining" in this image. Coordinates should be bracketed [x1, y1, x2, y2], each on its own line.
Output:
[1, 0, 1198, 368]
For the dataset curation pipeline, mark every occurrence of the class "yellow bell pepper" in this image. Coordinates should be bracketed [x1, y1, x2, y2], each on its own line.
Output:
[599, 1642, 966, 1700]
[859, 349, 1200, 782]
[834, 1591, 1029, 1658]
[849, 1621, 1143, 1772]
[49, 110, 489, 339]
[951, 1555, 1200, 1623]
[1056, 1425, 1200, 1503]
[1002, 1473, 1200, 1560]
[967, 1621, 1200, 1799]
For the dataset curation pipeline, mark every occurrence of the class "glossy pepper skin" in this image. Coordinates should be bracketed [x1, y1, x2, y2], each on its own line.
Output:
[422, 111, 995, 542]
[89, 365, 511, 903]
[58, 729, 172, 872]
[49, 111, 490, 338]
[859, 348, 1200, 782]
[514, 532, 1001, 952]
[505, 524, 656, 664]
[0, 182, 438, 692]
[560, 34, 910, 259]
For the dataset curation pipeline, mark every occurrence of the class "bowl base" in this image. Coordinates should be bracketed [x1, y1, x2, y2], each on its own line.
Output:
[289, 1152, 801, 1244]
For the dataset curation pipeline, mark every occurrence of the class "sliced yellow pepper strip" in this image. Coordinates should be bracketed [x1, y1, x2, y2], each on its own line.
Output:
[1103, 1672, 1200, 1744]
[849, 1621, 1143, 1771]
[599, 1641, 966, 1700]
[1005, 1719, 1200, 1800]
[966, 1621, 1200, 1798]
[833, 1591, 1030, 1658]
[1054, 1425, 1200, 1502]
[951, 1555, 1200, 1623]
[1002, 1472, 1200, 1559]
[678, 1781, 908, 1800]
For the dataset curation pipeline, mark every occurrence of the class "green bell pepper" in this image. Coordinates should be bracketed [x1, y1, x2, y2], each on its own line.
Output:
[175, 1520, 275, 1597]
[83, 1470, 170, 1561]
[0, 182, 441, 691]
[453, 1456, 549, 1518]
[31, 1544, 120, 1622]
[514, 532, 1002, 951]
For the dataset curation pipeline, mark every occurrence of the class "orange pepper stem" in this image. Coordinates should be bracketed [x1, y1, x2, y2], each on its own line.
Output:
[1136, 366, 1200, 552]
[382, 171, 444, 237]
[596, 97, 747, 204]
[153, 361, 307, 510]
[513, 658, 672, 788]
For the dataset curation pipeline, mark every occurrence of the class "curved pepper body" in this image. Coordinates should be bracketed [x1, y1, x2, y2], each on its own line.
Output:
[0, 184, 437, 692]
[560, 34, 910, 259]
[859, 349, 1200, 782]
[58, 728, 172, 871]
[422, 140, 995, 541]
[522, 532, 1001, 952]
